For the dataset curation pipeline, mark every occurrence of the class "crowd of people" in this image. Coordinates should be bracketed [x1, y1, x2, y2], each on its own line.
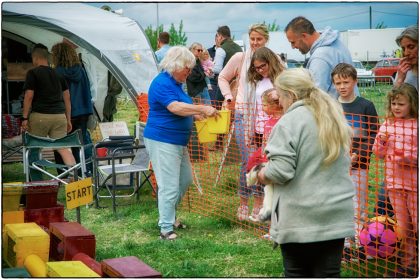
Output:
[150, 19, 418, 277]
[22, 15, 418, 277]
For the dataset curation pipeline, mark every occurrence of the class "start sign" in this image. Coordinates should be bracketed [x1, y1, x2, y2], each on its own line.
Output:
[65, 178, 93, 210]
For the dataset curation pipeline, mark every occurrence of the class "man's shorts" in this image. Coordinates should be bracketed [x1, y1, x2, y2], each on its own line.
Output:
[28, 112, 67, 139]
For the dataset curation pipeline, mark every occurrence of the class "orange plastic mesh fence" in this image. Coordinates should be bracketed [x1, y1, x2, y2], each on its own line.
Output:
[138, 82, 418, 277]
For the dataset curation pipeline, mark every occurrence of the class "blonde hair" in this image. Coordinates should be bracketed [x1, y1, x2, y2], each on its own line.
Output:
[274, 68, 352, 165]
[386, 83, 418, 119]
[160, 46, 196, 74]
[248, 23, 269, 42]
[261, 88, 279, 105]
[200, 48, 210, 61]
[189, 42, 202, 52]
[262, 88, 283, 115]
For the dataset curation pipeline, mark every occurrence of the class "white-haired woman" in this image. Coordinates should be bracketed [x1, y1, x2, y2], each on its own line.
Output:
[395, 25, 418, 90]
[257, 68, 354, 277]
[144, 46, 219, 240]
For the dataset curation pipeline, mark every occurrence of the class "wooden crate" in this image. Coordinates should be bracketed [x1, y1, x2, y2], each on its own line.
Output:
[3, 223, 49, 268]
[47, 261, 100, 277]
[101, 256, 161, 278]
[49, 222, 96, 261]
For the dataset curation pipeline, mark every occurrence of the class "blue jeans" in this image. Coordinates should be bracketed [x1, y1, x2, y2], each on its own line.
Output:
[196, 87, 211, 105]
[234, 111, 261, 198]
[144, 138, 193, 233]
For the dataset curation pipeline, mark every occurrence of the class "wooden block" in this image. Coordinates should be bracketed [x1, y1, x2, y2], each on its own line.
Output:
[3, 223, 50, 268]
[47, 261, 100, 277]
[25, 180, 59, 209]
[49, 222, 96, 261]
[2, 182, 24, 211]
[2, 211, 25, 226]
[24, 203, 65, 231]
[2, 267, 31, 277]
[101, 256, 161, 278]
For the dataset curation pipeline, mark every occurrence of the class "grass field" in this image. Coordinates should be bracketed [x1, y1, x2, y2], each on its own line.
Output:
[2, 84, 393, 277]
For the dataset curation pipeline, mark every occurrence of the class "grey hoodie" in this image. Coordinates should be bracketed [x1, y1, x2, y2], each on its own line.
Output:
[307, 27, 357, 99]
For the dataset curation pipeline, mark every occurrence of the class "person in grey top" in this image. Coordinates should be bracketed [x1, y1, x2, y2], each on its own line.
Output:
[257, 68, 354, 277]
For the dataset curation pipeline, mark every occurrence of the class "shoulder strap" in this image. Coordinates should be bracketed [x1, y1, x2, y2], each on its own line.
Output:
[235, 52, 245, 79]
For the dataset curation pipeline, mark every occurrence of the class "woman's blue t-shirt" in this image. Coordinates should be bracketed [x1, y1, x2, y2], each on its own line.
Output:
[144, 71, 193, 146]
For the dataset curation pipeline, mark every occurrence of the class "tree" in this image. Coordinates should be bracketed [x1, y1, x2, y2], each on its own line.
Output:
[169, 20, 188, 46]
[144, 21, 187, 51]
[375, 21, 388, 29]
[145, 24, 164, 51]
[262, 20, 280, 32]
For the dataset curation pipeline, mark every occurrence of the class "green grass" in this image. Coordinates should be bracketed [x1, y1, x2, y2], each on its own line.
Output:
[2, 93, 392, 277]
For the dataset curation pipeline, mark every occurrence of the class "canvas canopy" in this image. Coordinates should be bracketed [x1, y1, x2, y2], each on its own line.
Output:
[2, 2, 158, 120]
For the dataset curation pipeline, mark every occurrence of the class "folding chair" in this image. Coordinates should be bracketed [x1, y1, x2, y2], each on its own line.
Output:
[22, 129, 87, 184]
[93, 134, 154, 214]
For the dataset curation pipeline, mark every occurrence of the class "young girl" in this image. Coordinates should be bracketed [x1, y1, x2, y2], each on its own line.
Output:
[200, 49, 214, 91]
[373, 83, 418, 277]
[236, 47, 284, 221]
[246, 88, 283, 222]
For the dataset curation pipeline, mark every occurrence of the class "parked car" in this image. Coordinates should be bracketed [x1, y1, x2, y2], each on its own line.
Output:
[353, 60, 375, 87]
[287, 59, 303, 68]
[372, 58, 400, 82]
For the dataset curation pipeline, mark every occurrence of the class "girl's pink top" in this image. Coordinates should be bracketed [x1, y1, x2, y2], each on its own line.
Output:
[201, 59, 214, 76]
[372, 118, 418, 191]
[264, 116, 281, 143]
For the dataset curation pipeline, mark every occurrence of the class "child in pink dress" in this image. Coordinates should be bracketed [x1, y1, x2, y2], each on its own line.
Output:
[200, 49, 214, 91]
[246, 88, 283, 222]
[372, 83, 418, 276]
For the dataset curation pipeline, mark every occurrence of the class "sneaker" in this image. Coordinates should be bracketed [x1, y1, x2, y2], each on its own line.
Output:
[237, 205, 249, 221]
[249, 207, 261, 222]
[262, 233, 272, 240]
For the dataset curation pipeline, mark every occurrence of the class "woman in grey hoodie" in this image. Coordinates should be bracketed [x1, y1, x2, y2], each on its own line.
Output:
[257, 68, 354, 277]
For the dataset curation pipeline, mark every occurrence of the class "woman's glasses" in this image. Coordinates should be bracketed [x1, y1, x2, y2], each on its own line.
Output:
[253, 63, 267, 71]
[195, 49, 203, 52]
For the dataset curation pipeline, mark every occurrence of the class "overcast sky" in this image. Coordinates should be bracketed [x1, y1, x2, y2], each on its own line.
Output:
[89, 2, 418, 49]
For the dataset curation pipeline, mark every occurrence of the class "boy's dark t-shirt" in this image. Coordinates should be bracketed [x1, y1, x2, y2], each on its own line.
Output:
[23, 65, 68, 114]
[340, 96, 379, 170]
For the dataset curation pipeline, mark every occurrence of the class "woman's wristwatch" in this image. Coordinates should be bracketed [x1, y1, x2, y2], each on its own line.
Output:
[21, 116, 29, 121]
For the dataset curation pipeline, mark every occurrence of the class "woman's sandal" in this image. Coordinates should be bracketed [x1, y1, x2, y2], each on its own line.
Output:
[174, 220, 187, 229]
[160, 231, 177, 240]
